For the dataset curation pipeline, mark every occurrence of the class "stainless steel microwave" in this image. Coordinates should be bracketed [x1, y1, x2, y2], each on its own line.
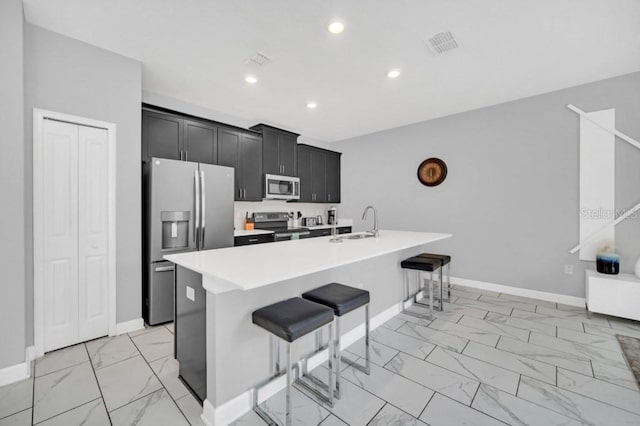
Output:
[264, 174, 300, 200]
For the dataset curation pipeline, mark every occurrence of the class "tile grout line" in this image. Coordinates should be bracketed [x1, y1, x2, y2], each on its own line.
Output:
[363, 402, 387, 426]
[416, 390, 436, 420]
[126, 332, 192, 424]
[31, 344, 106, 426]
[524, 369, 640, 417]
[83, 342, 114, 425]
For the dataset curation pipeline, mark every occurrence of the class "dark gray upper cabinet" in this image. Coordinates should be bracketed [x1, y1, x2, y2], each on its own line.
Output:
[325, 152, 341, 203]
[217, 128, 241, 196]
[240, 134, 263, 201]
[297, 145, 313, 202]
[250, 124, 298, 177]
[297, 144, 341, 203]
[217, 127, 263, 201]
[310, 149, 326, 202]
[184, 119, 217, 164]
[143, 110, 183, 161]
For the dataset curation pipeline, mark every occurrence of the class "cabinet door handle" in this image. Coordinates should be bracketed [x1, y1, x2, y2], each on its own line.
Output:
[328, 193, 331, 201]
[248, 238, 259, 242]
[243, 188, 246, 199]
[185, 151, 188, 161]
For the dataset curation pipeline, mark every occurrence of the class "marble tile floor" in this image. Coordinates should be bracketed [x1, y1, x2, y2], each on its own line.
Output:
[233, 284, 640, 426]
[0, 322, 203, 426]
[3, 285, 640, 425]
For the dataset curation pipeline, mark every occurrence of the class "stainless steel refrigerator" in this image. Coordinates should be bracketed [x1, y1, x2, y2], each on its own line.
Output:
[144, 157, 234, 325]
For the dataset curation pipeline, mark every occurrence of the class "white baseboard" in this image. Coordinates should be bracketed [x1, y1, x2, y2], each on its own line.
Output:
[116, 318, 145, 335]
[0, 346, 35, 387]
[451, 276, 586, 307]
[201, 301, 402, 425]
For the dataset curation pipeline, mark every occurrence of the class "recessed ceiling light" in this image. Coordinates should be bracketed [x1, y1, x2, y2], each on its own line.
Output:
[245, 75, 257, 84]
[328, 21, 345, 34]
[307, 102, 317, 109]
[387, 69, 401, 79]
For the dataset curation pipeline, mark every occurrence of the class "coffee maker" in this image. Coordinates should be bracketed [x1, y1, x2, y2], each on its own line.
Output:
[327, 206, 337, 225]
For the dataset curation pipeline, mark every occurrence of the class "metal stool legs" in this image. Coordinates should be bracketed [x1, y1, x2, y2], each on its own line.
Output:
[254, 323, 334, 426]
[402, 267, 443, 320]
[327, 304, 370, 400]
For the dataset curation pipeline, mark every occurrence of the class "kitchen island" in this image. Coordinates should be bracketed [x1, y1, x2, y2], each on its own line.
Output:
[165, 230, 451, 425]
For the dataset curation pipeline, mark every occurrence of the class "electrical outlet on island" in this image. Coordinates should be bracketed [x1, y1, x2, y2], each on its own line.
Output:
[564, 264, 574, 275]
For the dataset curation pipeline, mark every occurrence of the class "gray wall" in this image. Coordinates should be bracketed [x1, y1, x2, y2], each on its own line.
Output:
[0, 0, 26, 369]
[23, 24, 143, 345]
[334, 71, 640, 298]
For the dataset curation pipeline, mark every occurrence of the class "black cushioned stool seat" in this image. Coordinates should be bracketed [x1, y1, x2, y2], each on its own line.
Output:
[302, 283, 371, 400]
[401, 256, 442, 272]
[252, 297, 334, 342]
[302, 283, 370, 316]
[401, 256, 443, 319]
[252, 297, 335, 425]
[418, 253, 451, 265]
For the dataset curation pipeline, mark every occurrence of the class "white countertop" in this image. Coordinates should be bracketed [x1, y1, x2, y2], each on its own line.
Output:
[165, 230, 451, 294]
[233, 229, 275, 237]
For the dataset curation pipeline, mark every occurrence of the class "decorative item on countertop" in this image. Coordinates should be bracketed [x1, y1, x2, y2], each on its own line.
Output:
[244, 212, 254, 231]
[596, 246, 619, 275]
[635, 257, 640, 279]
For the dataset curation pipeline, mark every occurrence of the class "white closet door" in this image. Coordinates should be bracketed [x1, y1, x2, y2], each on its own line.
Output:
[43, 120, 79, 352]
[78, 126, 109, 341]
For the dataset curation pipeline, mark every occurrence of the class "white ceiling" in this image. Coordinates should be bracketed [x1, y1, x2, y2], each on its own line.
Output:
[23, 0, 640, 142]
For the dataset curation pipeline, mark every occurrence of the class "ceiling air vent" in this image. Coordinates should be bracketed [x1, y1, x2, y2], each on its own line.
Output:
[425, 31, 460, 54]
[245, 51, 272, 66]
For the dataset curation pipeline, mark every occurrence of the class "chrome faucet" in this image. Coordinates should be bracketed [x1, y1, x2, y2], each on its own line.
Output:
[362, 205, 379, 237]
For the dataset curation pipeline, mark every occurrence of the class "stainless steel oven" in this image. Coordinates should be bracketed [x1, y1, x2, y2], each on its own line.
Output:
[264, 174, 300, 200]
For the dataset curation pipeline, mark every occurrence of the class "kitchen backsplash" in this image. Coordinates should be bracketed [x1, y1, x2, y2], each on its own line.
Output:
[234, 200, 341, 230]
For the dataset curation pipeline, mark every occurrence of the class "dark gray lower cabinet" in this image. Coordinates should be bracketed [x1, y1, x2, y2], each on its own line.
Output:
[234, 233, 275, 246]
[309, 227, 351, 238]
[175, 266, 206, 403]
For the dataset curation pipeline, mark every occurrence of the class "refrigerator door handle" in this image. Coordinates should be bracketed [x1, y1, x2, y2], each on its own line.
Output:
[194, 169, 201, 250]
[200, 170, 206, 246]
[154, 265, 175, 272]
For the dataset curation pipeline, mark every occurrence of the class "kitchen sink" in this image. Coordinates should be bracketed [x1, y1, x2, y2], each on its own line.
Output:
[343, 233, 375, 239]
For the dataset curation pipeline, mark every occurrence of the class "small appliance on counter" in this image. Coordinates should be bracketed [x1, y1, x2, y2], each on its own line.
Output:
[302, 217, 317, 227]
[328, 207, 337, 225]
[254, 212, 310, 241]
[316, 215, 324, 225]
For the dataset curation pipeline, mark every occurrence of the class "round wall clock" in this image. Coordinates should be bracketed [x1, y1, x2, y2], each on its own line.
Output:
[417, 158, 448, 187]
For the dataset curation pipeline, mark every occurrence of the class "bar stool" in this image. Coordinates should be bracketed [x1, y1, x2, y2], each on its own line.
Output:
[252, 297, 335, 426]
[302, 283, 370, 399]
[418, 253, 452, 301]
[401, 256, 443, 319]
